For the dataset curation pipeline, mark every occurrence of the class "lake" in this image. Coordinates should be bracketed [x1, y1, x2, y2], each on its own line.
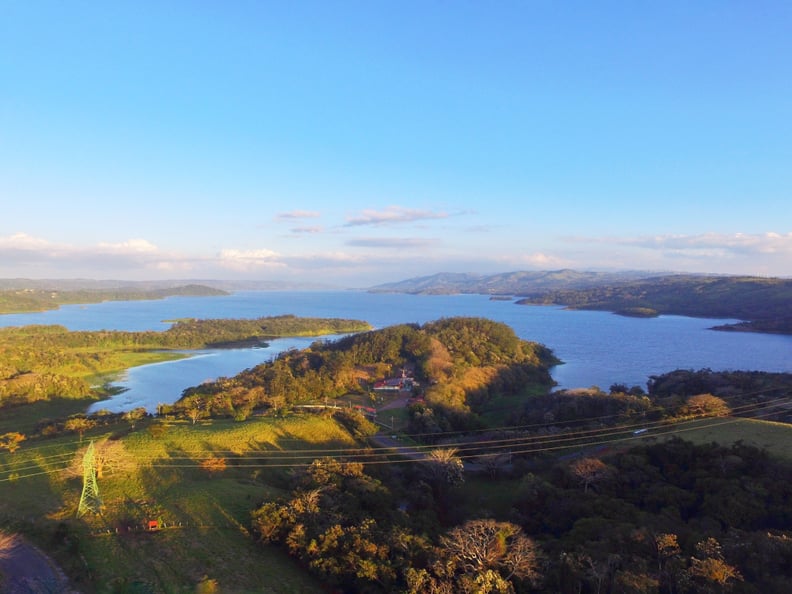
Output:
[2, 291, 791, 413]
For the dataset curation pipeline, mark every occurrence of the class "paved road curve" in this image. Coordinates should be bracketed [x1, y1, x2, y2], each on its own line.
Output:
[0, 533, 72, 593]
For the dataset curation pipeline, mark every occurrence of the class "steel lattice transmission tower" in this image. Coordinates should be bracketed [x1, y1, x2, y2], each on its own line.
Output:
[77, 441, 102, 517]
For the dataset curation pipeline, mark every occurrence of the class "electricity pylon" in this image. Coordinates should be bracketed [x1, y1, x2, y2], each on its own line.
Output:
[77, 441, 101, 517]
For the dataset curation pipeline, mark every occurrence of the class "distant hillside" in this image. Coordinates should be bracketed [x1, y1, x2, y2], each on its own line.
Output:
[0, 284, 229, 314]
[368, 269, 655, 295]
[516, 274, 792, 334]
[0, 278, 337, 292]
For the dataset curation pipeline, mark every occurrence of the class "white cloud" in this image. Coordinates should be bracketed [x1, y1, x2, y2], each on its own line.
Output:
[217, 248, 286, 272]
[0, 232, 196, 277]
[276, 210, 321, 220]
[97, 239, 159, 253]
[0, 232, 52, 249]
[344, 206, 449, 227]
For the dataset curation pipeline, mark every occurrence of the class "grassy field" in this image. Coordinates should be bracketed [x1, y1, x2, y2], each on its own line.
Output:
[0, 413, 360, 593]
[654, 416, 792, 460]
[84, 350, 190, 381]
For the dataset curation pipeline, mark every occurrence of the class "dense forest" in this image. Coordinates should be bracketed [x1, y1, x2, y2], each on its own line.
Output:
[0, 315, 370, 407]
[251, 438, 792, 593]
[0, 284, 228, 314]
[515, 275, 792, 334]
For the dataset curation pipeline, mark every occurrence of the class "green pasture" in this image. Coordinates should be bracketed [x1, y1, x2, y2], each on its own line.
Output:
[0, 412, 359, 592]
[655, 416, 792, 460]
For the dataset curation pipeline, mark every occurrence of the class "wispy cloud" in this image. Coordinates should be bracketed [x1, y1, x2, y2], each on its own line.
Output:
[346, 237, 439, 249]
[344, 206, 449, 227]
[290, 226, 324, 234]
[276, 210, 321, 220]
[573, 232, 792, 258]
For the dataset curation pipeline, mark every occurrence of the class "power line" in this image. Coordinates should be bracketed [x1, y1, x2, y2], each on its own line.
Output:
[2, 394, 790, 482]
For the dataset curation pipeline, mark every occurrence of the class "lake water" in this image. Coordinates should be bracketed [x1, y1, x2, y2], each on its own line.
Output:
[2, 291, 791, 413]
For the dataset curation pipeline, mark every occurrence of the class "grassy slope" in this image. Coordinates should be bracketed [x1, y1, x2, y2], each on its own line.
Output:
[0, 414, 358, 593]
[660, 416, 792, 460]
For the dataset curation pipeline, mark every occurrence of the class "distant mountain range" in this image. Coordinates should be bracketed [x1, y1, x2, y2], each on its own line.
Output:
[367, 269, 659, 295]
[370, 270, 792, 335]
[0, 278, 335, 292]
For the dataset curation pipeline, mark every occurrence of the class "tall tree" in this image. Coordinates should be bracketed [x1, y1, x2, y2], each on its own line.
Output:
[569, 457, 612, 493]
[439, 519, 541, 591]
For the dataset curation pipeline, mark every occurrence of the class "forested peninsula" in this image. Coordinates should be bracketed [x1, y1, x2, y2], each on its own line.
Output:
[0, 284, 228, 314]
[173, 317, 559, 426]
[515, 275, 792, 334]
[0, 315, 371, 407]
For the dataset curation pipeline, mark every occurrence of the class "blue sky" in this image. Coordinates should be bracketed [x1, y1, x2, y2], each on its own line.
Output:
[1, 1, 790, 286]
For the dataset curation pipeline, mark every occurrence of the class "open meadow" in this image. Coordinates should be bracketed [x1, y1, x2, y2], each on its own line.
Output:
[0, 412, 364, 592]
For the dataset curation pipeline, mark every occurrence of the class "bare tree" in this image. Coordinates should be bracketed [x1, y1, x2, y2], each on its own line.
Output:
[680, 394, 731, 418]
[569, 457, 612, 493]
[688, 538, 742, 590]
[187, 406, 203, 425]
[92, 438, 132, 479]
[441, 519, 541, 585]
